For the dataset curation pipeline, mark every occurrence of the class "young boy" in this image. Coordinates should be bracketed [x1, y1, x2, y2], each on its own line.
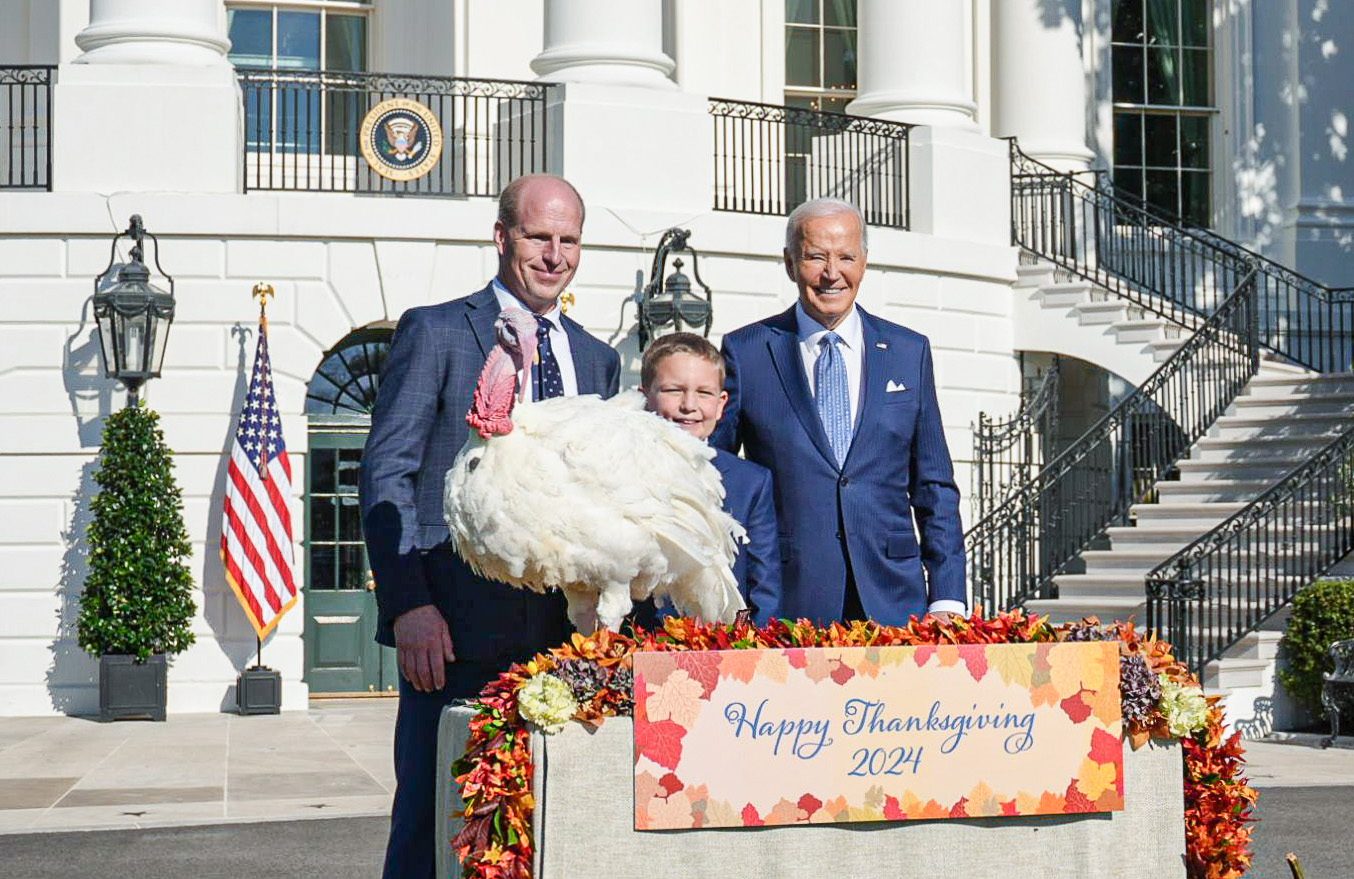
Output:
[641, 333, 782, 624]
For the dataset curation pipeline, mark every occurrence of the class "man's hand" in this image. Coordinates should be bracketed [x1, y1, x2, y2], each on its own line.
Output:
[928, 610, 962, 625]
[392, 605, 456, 693]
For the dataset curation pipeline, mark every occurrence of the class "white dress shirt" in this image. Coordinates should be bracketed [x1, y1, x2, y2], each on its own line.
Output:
[796, 302, 864, 427]
[491, 279, 579, 401]
[794, 301, 967, 618]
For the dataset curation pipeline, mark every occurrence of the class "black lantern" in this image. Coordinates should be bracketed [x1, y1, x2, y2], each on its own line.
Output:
[92, 215, 175, 400]
[637, 227, 714, 350]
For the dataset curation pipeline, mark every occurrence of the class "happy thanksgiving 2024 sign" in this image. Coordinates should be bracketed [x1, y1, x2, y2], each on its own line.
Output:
[632, 642, 1123, 830]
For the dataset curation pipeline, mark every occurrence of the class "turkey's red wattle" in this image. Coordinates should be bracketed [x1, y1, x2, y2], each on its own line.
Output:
[466, 346, 518, 438]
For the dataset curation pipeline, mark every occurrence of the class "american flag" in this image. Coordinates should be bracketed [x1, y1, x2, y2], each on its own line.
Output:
[221, 317, 298, 638]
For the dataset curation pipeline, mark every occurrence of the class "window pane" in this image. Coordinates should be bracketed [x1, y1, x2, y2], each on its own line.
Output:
[311, 497, 336, 540]
[339, 545, 367, 590]
[277, 10, 320, 70]
[1114, 166, 1144, 203]
[785, 26, 820, 87]
[1146, 0, 1179, 45]
[1112, 45, 1144, 103]
[1181, 0, 1209, 46]
[786, 0, 818, 24]
[309, 548, 335, 590]
[1180, 114, 1209, 168]
[817, 96, 851, 113]
[227, 8, 272, 68]
[824, 0, 856, 27]
[339, 496, 363, 542]
[1181, 48, 1209, 105]
[1112, 0, 1144, 43]
[338, 448, 362, 491]
[326, 14, 367, 72]
[1144, 114, 1178, 167]
[1114, 112, 1143, 165]
[1181, 170, 1210, 226]
[310, 448, 336, 494]
[1146, 46, 1179, 104]
[1145, 168, 1179, 218]
[822, 28, 857, 90]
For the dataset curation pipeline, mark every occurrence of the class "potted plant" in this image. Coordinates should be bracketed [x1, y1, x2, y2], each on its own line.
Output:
[77, 401, 196, 721]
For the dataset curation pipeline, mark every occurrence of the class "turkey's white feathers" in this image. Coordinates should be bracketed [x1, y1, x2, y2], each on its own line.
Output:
[444, 391, 746, 632]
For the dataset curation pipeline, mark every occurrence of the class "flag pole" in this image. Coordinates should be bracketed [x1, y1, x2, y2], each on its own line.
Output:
[251, 281, 274, 670]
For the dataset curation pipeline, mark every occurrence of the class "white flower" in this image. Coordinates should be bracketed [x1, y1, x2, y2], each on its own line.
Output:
[517, 673, 579, 734]
[1158, 674, 1209, 739]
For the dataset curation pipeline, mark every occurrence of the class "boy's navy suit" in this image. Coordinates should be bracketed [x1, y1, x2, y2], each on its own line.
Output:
[360, 284, 619, 879]
[711, 304, 965, 625]
[710, 448, 781, 624]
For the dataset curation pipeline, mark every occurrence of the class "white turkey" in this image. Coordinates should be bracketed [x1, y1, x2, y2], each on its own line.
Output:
[443, 307, 746, 634]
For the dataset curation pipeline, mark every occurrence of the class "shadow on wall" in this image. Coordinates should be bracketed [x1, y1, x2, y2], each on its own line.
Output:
[62, 295, 121, 449]
[47, 459, 101, 716]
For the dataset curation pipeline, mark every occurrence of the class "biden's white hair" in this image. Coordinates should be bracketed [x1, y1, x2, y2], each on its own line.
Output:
[784, 197, 868, 253]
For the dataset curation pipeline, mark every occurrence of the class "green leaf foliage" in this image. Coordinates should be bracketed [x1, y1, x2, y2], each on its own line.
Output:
[77, 402, 196, 661]
[1278, 579, 1354, 718]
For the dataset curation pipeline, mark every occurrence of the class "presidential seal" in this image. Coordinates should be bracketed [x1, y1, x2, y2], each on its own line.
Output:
[359, 98, 443, 182]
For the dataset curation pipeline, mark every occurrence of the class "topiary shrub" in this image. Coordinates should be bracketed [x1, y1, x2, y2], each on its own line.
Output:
[1278, 579, 1354, 718]
[77, 402, 196, 662]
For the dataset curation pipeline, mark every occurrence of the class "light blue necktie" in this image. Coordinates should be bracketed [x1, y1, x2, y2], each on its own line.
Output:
[815, 332, 852, 466]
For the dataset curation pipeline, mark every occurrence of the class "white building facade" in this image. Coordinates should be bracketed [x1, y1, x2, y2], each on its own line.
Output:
[0, 0, 1349, 718]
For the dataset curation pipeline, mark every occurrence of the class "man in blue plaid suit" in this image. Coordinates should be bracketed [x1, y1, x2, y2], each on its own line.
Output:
[360, 174, 620, 879]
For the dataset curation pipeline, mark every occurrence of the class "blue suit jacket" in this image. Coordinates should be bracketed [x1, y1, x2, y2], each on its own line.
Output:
[711, 449, 781, 624]
[359, 285, 621, 662]
[711, 305, 965, 625]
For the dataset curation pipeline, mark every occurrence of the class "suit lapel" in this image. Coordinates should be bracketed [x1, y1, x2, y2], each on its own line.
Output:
[561, 316, 602, 395]
[845, 308, 888, 469]
[465, 285, 500, 357]
[766, 308, 840, 470]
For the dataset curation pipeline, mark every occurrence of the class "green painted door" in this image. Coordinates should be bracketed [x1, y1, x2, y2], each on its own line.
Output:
[303, 429, 398, 694]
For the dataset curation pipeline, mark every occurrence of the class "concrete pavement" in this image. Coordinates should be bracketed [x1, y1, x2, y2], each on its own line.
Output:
[0, 698, 396, 834]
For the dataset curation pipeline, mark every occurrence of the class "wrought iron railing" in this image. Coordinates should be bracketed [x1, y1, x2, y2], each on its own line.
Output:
[1, 65, 53, 190]
[972, 359, 1060, 522]
[236, 69, 556, 196]
[710, 98, 911, 229]
[967, 272, 1261, 611]
[1147, 422, 1354, 678]
[1010, 141, 1354, 372]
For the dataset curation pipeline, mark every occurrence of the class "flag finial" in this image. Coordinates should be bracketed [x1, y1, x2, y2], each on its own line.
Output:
[252, 282, 275, 327]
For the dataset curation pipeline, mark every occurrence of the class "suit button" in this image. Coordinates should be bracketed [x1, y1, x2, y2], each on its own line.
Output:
[839, 476, 850, 487]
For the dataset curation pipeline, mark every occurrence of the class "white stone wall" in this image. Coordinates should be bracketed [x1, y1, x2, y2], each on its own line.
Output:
[0, 188, 1019, 717]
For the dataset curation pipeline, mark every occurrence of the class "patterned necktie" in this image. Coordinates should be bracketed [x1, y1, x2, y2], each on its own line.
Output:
[533, 315, 565, 400]
[815, 332, 851, 466]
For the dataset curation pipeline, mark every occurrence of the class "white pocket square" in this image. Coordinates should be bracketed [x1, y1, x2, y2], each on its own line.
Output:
[886, 380, 908, 393]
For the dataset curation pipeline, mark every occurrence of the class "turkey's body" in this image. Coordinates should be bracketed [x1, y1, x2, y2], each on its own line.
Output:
[444, 390, 746, 633]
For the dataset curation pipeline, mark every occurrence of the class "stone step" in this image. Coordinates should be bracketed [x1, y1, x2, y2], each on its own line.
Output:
[1204, 656, 1272, 691]
[1150, 337, 1186, 362]
[1015, 263, 1056, 289]
[1156, 479, 1271, 502]
[1083, 545, 1331, 576]
[1074, 300, 1129, 325]
[1230, 392, 1354, 418]
[1111, 318, 1167, 343]
[1189, 434, 1335, 462]
[1036, 283, 1092, 307]
[1210, 413, 1352, 439]
[1175, 457, 1302, 481]
[1245, 373, 1354, 398]
[1051, 572, 1150, 597]
[1025, 596, 1146, 625]
[1129, 500, 1247, 524]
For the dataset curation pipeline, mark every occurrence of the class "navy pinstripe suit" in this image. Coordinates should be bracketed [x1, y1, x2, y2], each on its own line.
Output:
[711, 305, 965, 625]
[360, 284, 619, 879]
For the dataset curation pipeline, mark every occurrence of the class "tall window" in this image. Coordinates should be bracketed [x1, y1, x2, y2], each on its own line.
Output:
[784, 0, 858, 112]
[1111, 0, 1214, 227]
[227, 3, 370, 153]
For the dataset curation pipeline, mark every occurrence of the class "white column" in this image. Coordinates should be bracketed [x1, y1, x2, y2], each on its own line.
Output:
[846, 0, 976, 129]
[531, 0, 675, 88]
[992, 0, 1092, 170]
[73, 0, 230, 67]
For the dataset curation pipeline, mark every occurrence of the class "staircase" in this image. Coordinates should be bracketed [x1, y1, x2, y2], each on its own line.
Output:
[1018, 366, 1354, 731]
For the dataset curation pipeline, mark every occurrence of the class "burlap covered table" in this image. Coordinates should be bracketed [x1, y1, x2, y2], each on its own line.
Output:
[437, 705, 1184, 879]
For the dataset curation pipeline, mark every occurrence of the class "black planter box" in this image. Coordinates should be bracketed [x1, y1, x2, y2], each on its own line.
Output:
[99, 654, 167, 722]
[236, 666, 282, 715]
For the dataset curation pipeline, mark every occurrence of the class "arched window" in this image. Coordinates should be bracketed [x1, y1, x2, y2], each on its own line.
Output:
[305, 327, 393, 416]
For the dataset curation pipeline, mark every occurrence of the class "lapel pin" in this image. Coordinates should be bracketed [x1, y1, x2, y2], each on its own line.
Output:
[876, 342, 888, 349]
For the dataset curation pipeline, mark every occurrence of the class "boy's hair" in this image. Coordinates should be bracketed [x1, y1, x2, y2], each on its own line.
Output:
[640, 332, 726, 388]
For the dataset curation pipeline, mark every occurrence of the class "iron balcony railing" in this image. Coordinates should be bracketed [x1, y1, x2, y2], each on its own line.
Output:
[710, 98, 911, 230]
[966, 272, 1261, 611]
[1010, 142, 1354, 373]
[1147, 421, 1354, 679]
[1, 65, 53, 190]
[236, 69, 556, 197]
[972, 358, 1060, 523]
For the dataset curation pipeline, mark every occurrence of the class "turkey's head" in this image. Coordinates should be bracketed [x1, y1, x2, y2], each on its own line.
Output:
[467, 307, 540, 438]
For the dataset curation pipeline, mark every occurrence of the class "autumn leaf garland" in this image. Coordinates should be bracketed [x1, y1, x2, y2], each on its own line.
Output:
[451, 612, 1256, 879]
